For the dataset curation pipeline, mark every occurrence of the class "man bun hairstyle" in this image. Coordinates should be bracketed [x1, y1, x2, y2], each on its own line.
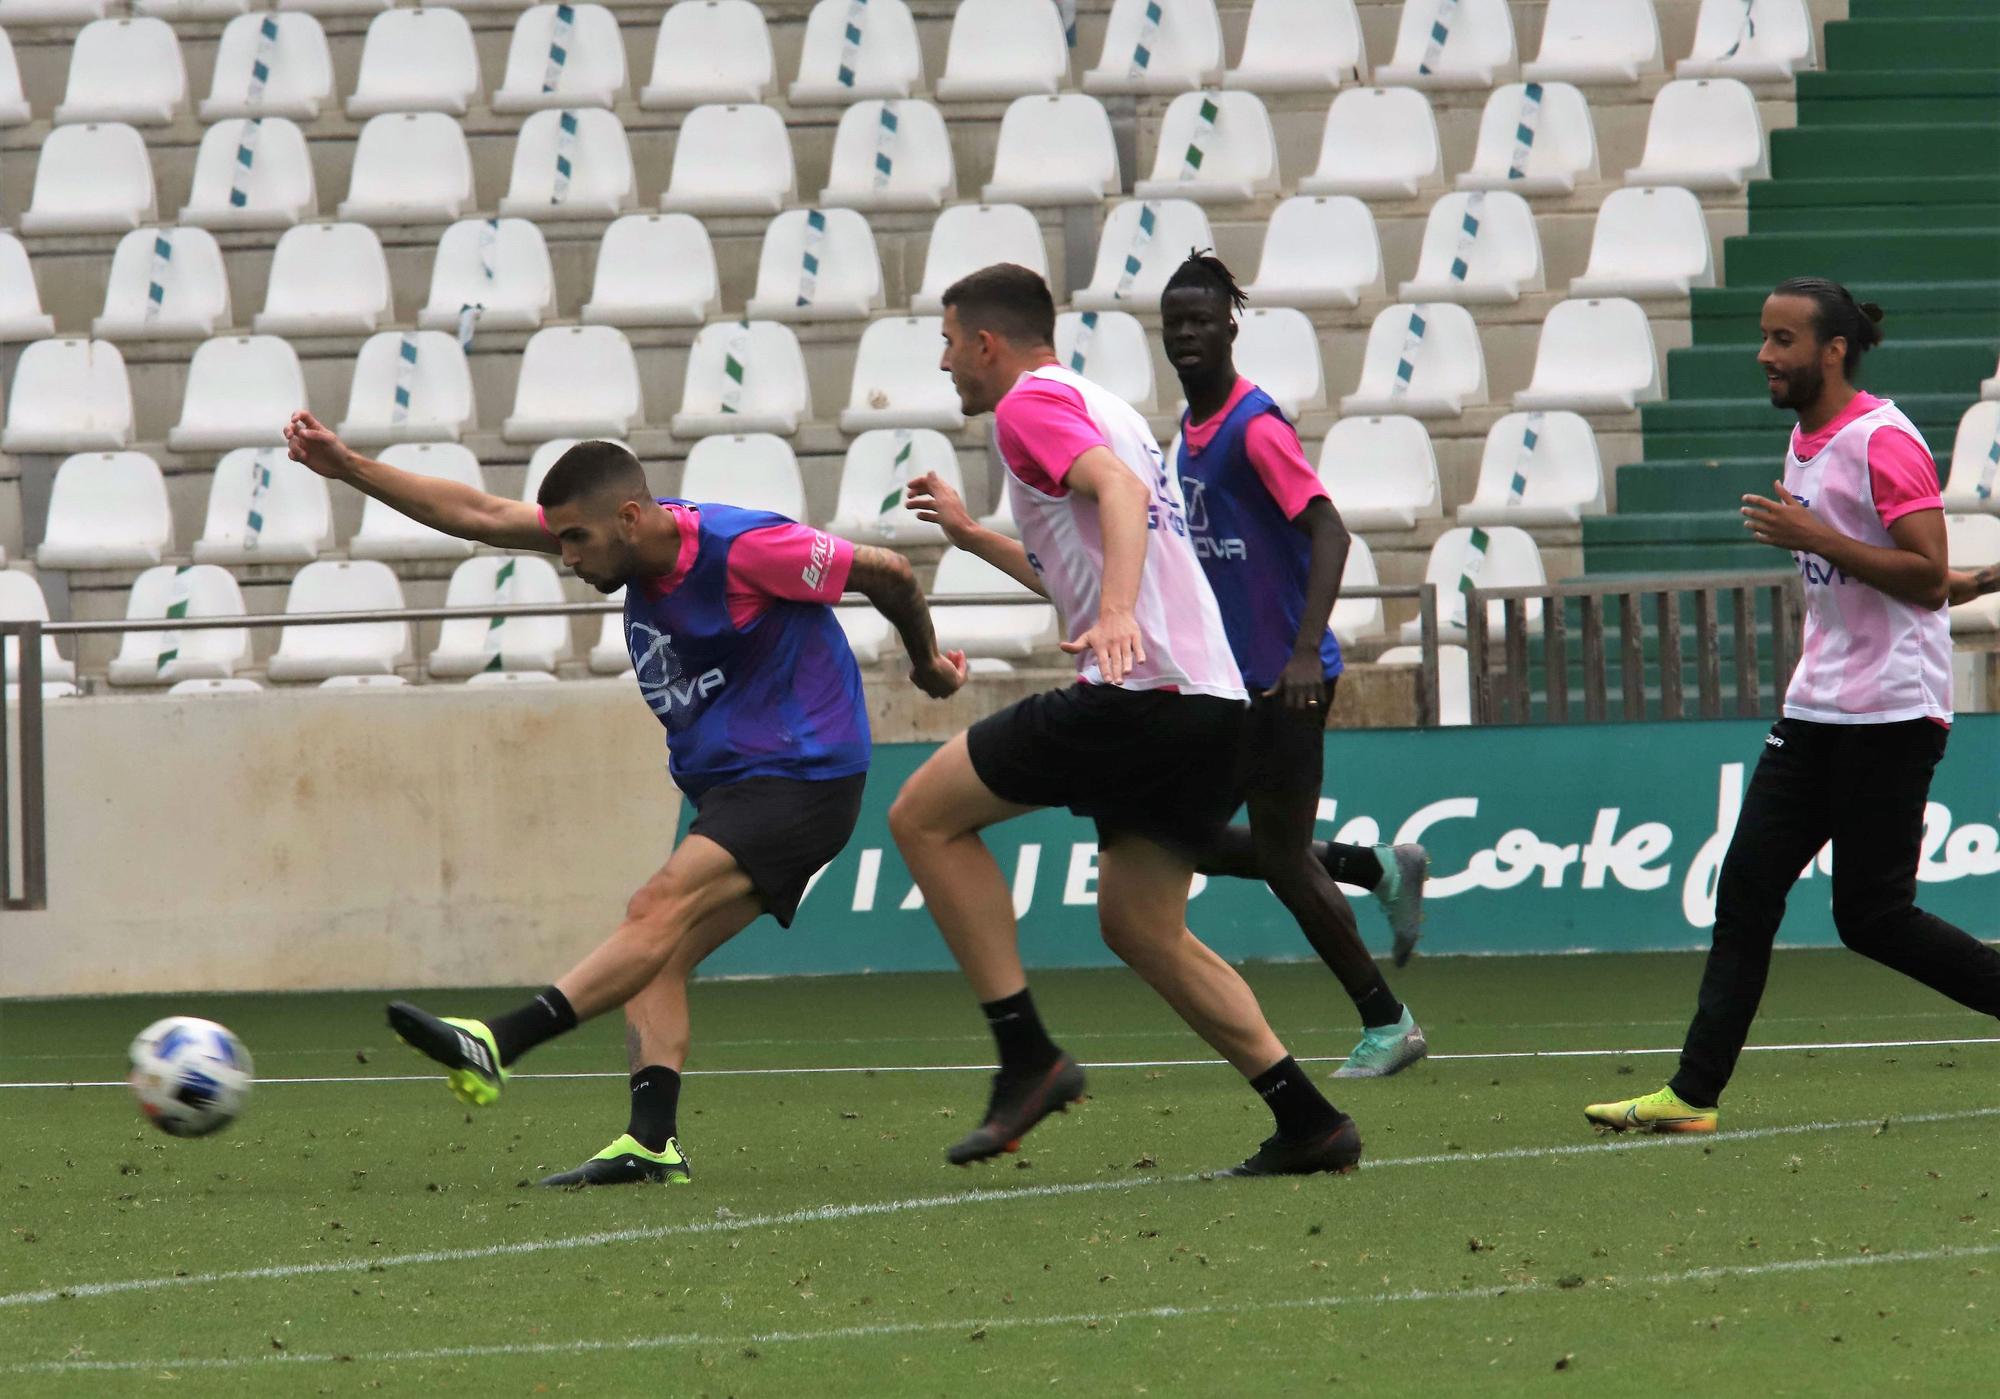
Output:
[940, 262, 1057, 348]
[1163, 248, 1248, 315]
[537, 439, 650, 511]
[1773, 276, 1886, 378]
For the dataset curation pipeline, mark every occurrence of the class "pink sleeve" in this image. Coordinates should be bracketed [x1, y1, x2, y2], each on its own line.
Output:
[1243, 414, 1330, 521]
[993, 380, 1108, 495]
[1868, 426, 1943, 526]
[724, 523, 855, 629]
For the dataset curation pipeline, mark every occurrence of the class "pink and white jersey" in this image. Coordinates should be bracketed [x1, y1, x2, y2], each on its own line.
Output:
[1782, 393, 1952, 725]
[992, 364, 1245, 700]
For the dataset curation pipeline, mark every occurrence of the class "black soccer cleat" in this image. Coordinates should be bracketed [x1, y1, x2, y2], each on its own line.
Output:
[539, 1134, 692, 1188]
[385, 1001, 509, 1107]
[946, 1054, 1087, 1165]
[1215, 1115, 1364, 1178]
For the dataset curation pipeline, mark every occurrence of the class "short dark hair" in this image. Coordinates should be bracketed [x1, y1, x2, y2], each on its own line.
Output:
[940, 263, 1056, 348]
[1772, 276, 1885, 378]
[537, 440, 650, 511]
[1163, 248, 1247, 314]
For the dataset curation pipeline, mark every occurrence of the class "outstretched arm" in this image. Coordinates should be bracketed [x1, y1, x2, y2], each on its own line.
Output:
[847, 545, 967, 700]
[905, 472, 1049, 598]
[284, 410, 557, 555]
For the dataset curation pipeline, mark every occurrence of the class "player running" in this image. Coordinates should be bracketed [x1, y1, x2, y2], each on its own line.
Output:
[889, 264, 1361, 1177]
[283, 414, 966, 1185]
[1585, 278, 2000, 1135]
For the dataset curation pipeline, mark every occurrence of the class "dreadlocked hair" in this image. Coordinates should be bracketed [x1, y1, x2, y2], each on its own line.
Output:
[1773, 276, 1886, 378]
[1163, 248, 1248, 314]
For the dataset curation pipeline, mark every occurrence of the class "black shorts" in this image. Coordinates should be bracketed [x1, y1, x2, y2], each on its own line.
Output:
[685, 772, 866, 927]
[1239, 677, 1337, 796]
[966, 683, 1247, 857]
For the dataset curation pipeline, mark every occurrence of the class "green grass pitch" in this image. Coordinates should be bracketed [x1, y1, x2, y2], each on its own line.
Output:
[3, 950, 1998, 1396]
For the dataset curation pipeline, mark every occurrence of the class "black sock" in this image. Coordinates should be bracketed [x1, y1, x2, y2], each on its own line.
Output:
[627, 1065, 682, 1152]
[1316, 841, 1383, 890]
[486, 986, 578, 1065]
[1250, 1055, 1344, 1139]
[1354, 981, 1404, 1030]
[980, 988, 1061, 1075]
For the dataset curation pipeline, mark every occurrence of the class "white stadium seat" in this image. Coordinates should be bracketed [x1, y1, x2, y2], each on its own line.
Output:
[1226, 0, 1366, 93]
[1625, 79, 1767, 191]
[201, 13, 333, 120]
[93, 227, 231, 341]
[978, 481, 1019, 538]
[931, 548, 1059, 660]
[1457, 82, 1599, 196]
[1135, 90, 1280, 204]
[1569, 186, 1716, 298]
[912, 204, 1049, 314]
[254, 223, 394, 336]
[1341, 302, 1488, 419]
[0, 234, 56, 340]
[789, 0, 923, 104]
[937, 0, 1067, 101]
[194, 447, 333, 565]
[1680, 0, 1814, 82]
[1376, 0, 1518, 88]
[493, 3, 628, 113]
[1317, 415, 1441, 530]
[320, 674, 407, 690]
[1458, 410, 1607, 525]
[339, 113, 474, 224]
[36, 452, 171, 569]
[673, 321, 811, 438]
[1376, 643, 1472, 725]
[677, 434, 806, 519]
[590, 591, 631, 673]
[107, 565, 249, 686]
[1231, 308, 1324, 419]
[428, 555, 571, 678]
[0, 0, 107, 19]
[658, 103, 794, 216]
[505, 325, 644, 441]
[580, 214, 720, 327]
[982, 94, 1121, 207]
[276, 0, 387, 15]
[138, 0, 252, 14]
[1400, 190, 1545, 304]
[1985, 357, 2000, 402]
[0, 571, 76, 687]
[167, 678, 263, 696]
[1947, 516, 2000, 631]
[835, 605, 893, 664]
[169, 335, 307, 452]
[1055, 310, 1157, 412]
[641, 0, 773, 108]
[520, 437, 632, 505]
[350, 443, 483, 560]
[1524, 0, 1663, 85]
[266, 560, 410, 682]
[338, 331, 477, 446]
[418, 218, 558, 335]
[829, 429, 964, 545]
[840, 317, 964, 433]
[1085, 0, 1223, 95]
[1330, 534, 1384, 645]
[54, 18, 186, 126]
[1297, 88, 1441, 200]
[21, 123, 156, 235]
[1943, 403, 2000, 514]
[501, 108, 636, 219]
[0, 31, 28, 125]
[1515, 298, 1661, 413]
[744, 208, 884, 322]
[466, 670, 560, 686]
[1073, 199, 1214, 310]
[821, 100, 956, 213]
[181, 118, 315, 229]
[1, 339, 133, 452]
[1403, 526, 1545, 643]
[347, 8, 481, 118]
[1245, 196, 1384, 310]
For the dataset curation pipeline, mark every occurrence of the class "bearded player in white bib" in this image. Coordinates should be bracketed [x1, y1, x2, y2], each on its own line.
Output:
[1587, 278, 2000, 1135]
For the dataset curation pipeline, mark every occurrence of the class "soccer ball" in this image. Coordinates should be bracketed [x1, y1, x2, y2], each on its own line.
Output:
[128, 1016, 254, 1138]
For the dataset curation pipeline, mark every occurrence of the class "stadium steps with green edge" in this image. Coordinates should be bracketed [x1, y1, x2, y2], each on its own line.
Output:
[1720, 228, 2000, 286]
[1687, 282, 2000, 347]
[1820, 16, 2000, 71]
[1580, 512, 1772, 575]
[1770, 124, 2000, 182]
[1848, 0, 2000, 18]
[1665, 338, 2000, 401]
[1635, 394, 1971, 457]
[1796, 71, 2000, 128]
[1747, 178, 2000, 233]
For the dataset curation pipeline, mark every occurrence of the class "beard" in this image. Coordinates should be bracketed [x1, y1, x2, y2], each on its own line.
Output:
[1771, 362, 1824, 411]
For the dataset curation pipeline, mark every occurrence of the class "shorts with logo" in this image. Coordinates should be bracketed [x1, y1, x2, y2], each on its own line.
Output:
[686, 773, 867, 927]
[966, 683, 1249, 858]
[1239, 677, 1337, 796]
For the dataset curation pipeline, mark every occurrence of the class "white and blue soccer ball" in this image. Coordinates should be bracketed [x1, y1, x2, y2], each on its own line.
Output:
[127, 1016, 254, 1138]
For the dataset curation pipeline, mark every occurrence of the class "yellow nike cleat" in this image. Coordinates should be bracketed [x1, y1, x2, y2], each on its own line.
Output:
[1584, 1085, 1717, 1135]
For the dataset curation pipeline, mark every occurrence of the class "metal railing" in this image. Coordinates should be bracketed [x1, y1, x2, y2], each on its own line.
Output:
[1462, 571, 1805, 726]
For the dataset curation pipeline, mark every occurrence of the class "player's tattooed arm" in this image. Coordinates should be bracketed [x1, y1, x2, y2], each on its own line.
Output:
[1947, 564, 2000, 608]
[283, 410, 556, 554]
[848, 545, 968, 700]
[904, 472, 1048, 598]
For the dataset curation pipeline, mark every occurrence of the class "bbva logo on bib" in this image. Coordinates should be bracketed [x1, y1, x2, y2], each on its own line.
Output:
[628, 621, 726, 717]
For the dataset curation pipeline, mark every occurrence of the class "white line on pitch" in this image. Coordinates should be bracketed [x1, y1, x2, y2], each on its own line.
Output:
[2, 1104, 1994, 1314]
[10, 1239, 2000, 1377]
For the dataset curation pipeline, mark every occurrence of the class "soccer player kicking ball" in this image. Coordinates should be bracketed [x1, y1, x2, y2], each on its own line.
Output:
[889, 264, 1361, 1177]
[283, 414, 966, 1185]
[1585, 278, 2000, 1135]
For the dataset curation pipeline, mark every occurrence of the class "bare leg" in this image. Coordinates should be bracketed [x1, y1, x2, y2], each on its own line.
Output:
[622, 892, 766, 1071]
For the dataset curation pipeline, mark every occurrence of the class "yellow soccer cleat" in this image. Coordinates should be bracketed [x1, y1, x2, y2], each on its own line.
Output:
[1584, 1084, 1717, 1135]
